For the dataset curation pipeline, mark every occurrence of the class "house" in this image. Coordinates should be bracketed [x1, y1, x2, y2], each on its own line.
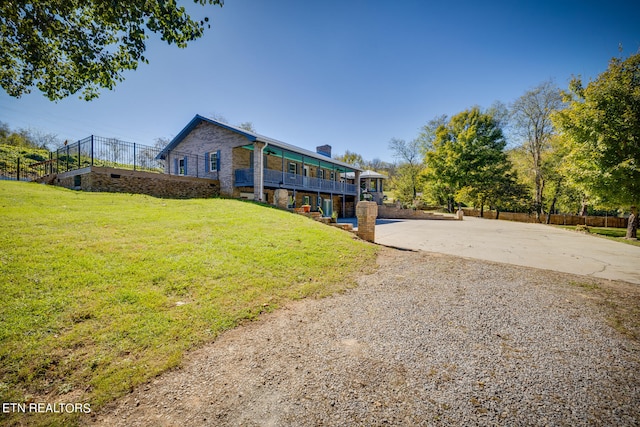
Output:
[158, 115, 363, 217]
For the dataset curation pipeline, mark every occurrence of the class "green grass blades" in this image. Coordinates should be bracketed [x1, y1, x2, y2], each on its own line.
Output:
[557, 225, 640, 247]
[0, 181, 377, 426]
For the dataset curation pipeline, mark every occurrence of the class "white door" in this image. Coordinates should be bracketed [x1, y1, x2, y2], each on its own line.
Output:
[303, 165, 309, 186]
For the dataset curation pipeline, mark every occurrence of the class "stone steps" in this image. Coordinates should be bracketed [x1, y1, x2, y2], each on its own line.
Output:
[291, 209, 354, 232]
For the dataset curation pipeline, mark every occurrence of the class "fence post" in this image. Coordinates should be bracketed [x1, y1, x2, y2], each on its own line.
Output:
[66, 144, 69, 171]
[78, 140, 81, 169]
[133, 143, 137, 171]
[91, 135, 94, 166]
[16, 157, 20, 181]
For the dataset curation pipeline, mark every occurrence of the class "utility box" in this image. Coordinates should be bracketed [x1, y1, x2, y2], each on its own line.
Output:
[322, 199, 333, 218]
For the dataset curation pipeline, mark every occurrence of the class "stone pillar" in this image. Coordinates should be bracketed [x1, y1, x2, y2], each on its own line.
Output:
[253, 142, 265, 201]
[274, 188, 289, 209]
[356, 201, 378, 242]
[456, 209, 464, 220]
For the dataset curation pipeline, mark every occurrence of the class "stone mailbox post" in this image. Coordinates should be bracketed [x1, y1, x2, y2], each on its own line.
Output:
[356, 201, 378, 242]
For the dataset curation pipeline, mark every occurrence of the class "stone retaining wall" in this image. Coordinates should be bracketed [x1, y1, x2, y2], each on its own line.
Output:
[378, 205, 458, 220]
[51, 166, 219, 198]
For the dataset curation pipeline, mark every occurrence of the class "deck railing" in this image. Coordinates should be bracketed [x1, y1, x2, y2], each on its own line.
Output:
[38, 136, 205, 178]
[235, 168, 357, 195]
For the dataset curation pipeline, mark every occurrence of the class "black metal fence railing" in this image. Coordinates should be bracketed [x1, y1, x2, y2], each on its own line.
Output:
[51, 136, 165, 175]
[50, 136, 206, 178]
[0, 156, 49, 182]
[0, 135, 210, 181]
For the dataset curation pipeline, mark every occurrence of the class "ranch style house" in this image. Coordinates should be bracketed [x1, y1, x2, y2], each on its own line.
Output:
[158, 115, 363, 217]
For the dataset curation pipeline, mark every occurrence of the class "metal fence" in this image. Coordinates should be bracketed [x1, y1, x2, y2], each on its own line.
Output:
[0, 156, 45, 181]
[0, 136, 211, 181]
[51, 136, 165, 174]
[50, 136, 206, 178]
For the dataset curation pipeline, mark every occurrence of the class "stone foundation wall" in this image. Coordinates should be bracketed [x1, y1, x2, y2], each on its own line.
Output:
[53, 167, 219, 198]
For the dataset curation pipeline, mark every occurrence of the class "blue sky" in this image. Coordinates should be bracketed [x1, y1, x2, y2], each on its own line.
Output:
[1, 0, 639, 162]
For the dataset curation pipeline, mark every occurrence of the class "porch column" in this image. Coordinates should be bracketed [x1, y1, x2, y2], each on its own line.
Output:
[355, 170, 361, 201]
[253, 141, 265, 201]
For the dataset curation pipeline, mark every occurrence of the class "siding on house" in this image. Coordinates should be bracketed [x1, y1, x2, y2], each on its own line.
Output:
[166, 122, 248, 195]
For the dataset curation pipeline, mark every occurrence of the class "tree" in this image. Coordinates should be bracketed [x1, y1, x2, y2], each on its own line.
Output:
[423, 107, 512, 213]
[388, 137, 423, 200]
[415, 115, 448, 153]
[553, 52, 640, 238]
[510, 81, 564, 220]
[1, 1, 224, 101]
[334, 150, 365, 168]
[238, 122, 256, 133]
[0, 122, 60, 150]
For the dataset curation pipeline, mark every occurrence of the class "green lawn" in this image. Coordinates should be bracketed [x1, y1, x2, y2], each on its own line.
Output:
[556, 225, 640, 247]
[0, 181, 377, 426]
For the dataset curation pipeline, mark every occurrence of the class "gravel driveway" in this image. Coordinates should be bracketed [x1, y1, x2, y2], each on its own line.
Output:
[90, 248, 640, 426]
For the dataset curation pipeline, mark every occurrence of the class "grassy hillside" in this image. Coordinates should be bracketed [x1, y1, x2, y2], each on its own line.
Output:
[0, 181, 377, 426]
[0, 143, 49, 168]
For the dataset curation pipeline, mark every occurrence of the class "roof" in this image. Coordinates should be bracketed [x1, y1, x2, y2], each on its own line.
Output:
[159, 114, 362, 172]
[343, 170, 388, 180]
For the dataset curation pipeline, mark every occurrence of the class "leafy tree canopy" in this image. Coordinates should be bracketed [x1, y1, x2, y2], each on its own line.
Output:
[1, 0, 224, 101]
[553, 52, 640, 209]
[334, 150, 365, 168]
[423, 106, 512, 211]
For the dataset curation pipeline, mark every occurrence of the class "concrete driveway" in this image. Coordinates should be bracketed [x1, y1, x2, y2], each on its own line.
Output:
[374, 216, 640, 285]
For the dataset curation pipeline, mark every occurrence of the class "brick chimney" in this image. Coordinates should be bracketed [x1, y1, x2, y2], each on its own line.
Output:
[316, 144, 332, 157]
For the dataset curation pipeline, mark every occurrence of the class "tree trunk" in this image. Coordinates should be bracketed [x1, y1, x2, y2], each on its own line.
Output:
[579, 199, 588, 217]
[546, 194, 558, 225]
[626, 206, 638, 239]
[480, 204, 484, 218]
[546, 177, 562, 225]
[533, 165, 544, 222]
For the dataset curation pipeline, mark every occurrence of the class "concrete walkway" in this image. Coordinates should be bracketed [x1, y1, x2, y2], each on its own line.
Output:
[374, 216, 640, 285]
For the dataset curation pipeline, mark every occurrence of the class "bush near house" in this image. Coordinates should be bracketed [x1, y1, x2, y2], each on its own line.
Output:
[0, 181, 377, 426]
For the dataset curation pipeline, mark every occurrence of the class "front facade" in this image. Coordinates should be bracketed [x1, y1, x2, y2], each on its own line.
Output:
[158, 115, 362, 217]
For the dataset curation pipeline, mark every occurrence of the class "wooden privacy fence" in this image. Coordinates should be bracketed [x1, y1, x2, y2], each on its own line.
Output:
[462, 209, 628, 228]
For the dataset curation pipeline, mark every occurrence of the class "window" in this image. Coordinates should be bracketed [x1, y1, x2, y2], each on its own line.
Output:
[330, 171, 335, 181]
[318, 169, 325, 180]
[288, 162, 297, 175]
[178, 158, 186, 175]
[210, 152, 218, 171]
[206, 151, 220, 173]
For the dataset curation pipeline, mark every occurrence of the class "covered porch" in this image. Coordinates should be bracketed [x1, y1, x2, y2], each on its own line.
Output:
[235, 168, 357, 195]
[233, 144, 360, 196]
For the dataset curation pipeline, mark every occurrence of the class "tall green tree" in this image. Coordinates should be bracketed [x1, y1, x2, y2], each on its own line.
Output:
[423, 107, 512, 213]
[1, 0, 224, 100]
[510, 81, 564, 220]
[553, 52, 640, 238]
